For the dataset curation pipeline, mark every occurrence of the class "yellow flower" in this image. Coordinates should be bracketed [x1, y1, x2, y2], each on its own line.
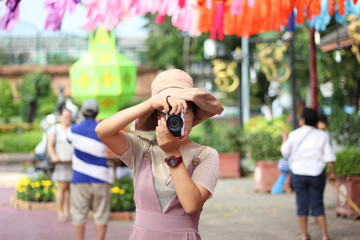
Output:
[110, 186, 126, 195]
[35, 193, 40, 198]
[18, 178, 30, 187]
[52, 188, 57, 194]
[111, 186, 120, 194]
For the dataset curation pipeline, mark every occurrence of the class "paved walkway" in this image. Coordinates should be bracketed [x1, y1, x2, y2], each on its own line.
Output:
[0, 172, 359, 240]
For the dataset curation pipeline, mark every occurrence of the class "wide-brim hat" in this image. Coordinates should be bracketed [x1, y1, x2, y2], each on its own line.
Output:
[135, 69, 224, 131]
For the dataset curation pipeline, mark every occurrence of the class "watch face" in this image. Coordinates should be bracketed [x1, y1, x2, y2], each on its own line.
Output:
[168, 158, 177, 167]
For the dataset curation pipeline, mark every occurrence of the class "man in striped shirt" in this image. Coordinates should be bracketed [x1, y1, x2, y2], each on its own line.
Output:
[67, 99, 112, 240]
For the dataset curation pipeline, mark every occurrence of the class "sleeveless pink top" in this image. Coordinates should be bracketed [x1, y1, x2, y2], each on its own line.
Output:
[129, 150, 202, 240]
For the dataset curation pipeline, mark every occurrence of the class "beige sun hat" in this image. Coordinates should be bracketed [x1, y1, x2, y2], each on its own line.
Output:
[135, 69, 224, 131]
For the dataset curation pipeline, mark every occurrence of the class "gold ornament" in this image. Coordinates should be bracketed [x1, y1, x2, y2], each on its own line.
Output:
[212, 59, 239, 92]
[347, 14, 360, 64]
[256, 43, 291, 83]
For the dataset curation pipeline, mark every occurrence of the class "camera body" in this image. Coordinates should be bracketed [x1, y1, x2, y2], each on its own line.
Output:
[166, 107, 184, 137]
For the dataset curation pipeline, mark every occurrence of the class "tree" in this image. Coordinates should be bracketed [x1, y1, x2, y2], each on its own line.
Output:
[144, 15, 185, 69]
[19, 72, 56, 123]
[0, 79, 17, 122]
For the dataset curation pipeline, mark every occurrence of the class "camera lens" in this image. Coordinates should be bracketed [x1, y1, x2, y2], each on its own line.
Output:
[166, 115, 184, 132]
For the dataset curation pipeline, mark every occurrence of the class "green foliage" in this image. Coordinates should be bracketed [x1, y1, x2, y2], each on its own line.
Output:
[46, 52, 77, 65]
[335, 147, 360, 177]
[0, 48, 7, 65]
[243, 116, 288, 162]
[16, 167, 56, 202]
[144, 15, 185, 69]
[293, 26, 311, 92]
[110, 175, 135, 212]
[189, 119, 246, 153]
[246, 131, 282, 162]
[0, 130, 42, 153]
[318, 50, 360, 111]
[0, 79, 17, 122]
[0, 123, 40, 134]
[19, 72, 56, 122]
[328, 108, 360, 147]
[245, 115, 290, 137]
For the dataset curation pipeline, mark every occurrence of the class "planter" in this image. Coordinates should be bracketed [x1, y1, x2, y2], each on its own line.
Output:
[219, 153, 240, 178]
[335, 176, 360, 219]
[9, 195, 57, 211]
[9, 195, 135, 221]
[88, 210, 135, 221]
[110, 211, 135, 221]
[254, 161, 291, 193]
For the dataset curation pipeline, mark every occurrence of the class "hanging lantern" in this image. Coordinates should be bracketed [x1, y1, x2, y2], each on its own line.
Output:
[70, 27, 136, 120]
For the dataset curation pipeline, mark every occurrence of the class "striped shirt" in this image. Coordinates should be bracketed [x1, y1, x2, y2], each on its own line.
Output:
[67, 119, 112, 184]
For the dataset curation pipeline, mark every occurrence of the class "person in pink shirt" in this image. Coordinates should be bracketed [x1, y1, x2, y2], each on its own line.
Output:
[96, 69, 223, 240]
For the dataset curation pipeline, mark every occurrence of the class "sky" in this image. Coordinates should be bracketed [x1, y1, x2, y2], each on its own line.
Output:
[0, 0, 149, 37]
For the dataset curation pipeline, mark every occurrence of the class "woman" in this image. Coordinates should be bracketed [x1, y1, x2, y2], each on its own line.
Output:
[47, 108, 74, 222]
[96, 69, 224, 239]
[281, 108, 336, 240]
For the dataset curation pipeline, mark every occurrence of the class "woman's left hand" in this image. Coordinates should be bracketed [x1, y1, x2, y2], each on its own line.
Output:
[156, 118, 189, 156]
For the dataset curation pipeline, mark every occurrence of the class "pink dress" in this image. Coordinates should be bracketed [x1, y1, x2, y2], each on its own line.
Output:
[129, 150, 202, 240]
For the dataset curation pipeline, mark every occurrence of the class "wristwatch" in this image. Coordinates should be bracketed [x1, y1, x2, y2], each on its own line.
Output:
[165, 155, 183, 168]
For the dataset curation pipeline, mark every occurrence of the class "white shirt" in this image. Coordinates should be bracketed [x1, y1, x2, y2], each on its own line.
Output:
[281, 125, 336, 176]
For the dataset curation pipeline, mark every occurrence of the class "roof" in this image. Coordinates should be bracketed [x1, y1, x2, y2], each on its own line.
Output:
[319, 26, 355, 52]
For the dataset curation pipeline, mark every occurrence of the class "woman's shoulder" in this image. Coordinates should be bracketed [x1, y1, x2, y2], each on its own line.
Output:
[123, 132, 154, 150]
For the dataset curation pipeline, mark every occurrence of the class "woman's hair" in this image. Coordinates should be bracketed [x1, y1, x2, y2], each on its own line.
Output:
[301, 108, 318, 127]
[60, 107, 71, 115]
[318, 114, 328, 125]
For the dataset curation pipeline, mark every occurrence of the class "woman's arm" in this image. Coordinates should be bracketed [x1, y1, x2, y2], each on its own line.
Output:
[171, 163, 211, 214]
[156, 117, 210, 214]
[47, 133, 59, 163]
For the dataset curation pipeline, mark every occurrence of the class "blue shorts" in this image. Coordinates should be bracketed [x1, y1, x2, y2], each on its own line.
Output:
[291, 170, 326, 216]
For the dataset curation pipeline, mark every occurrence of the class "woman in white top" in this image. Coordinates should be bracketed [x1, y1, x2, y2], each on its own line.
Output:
[47, 108, 74, 222]
[281, 108, 336, 240]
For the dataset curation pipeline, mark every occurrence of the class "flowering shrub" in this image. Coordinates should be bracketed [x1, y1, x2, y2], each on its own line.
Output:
[16, 167, 56, 202]
[245, 115, 290, 137]
[110, 175, 135, 212]
[0, 123, 40, 134]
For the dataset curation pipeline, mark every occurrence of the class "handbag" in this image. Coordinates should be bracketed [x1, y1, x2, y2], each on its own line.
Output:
[277, 158, 290, 173]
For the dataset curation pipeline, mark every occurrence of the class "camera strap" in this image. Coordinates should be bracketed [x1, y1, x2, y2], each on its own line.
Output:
[166, 95, 172, 108]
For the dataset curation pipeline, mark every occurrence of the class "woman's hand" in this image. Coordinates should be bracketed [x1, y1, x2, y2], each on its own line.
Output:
[156, 118, 189, 156]
[149, 95, 188, 115]
[51, 156, 61, 164]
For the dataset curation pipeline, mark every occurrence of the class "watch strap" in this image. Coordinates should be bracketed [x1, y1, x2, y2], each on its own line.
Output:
[165, 155, 183, 168]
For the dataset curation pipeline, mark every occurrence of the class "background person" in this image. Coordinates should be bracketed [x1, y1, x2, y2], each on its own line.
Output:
[67, 99, 112, 240]
[95, 69, 224, 239]
[318, 114, 328, 131]
[281, 108, 336, 240]
[47, 107, 73, 222]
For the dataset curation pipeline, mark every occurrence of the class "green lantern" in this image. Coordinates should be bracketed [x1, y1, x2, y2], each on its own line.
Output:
[70, 27, 136, 120]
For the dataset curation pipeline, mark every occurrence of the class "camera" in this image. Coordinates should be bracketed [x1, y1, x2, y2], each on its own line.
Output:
[166, 107, 184, 137]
